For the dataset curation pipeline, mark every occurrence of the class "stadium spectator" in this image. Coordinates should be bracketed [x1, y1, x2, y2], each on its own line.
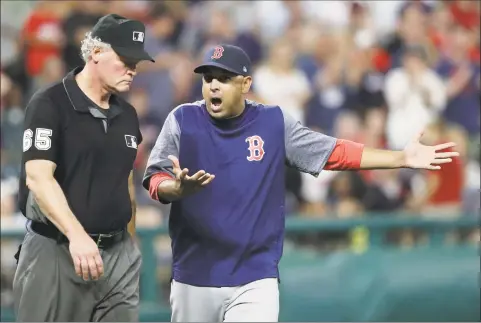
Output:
[253, 36, 312, 124]
[407, 118, 467, 217]
[382, 2, 437, 69]
[60, 0, 105, 71]
[131, 3, 178, 124]
[20, 0, 66, 77]
[383, 44, 447, 150]
[435, 23, 480, 139]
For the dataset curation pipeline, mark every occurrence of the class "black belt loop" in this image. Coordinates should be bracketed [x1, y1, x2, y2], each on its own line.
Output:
[56, 230, 65, 244]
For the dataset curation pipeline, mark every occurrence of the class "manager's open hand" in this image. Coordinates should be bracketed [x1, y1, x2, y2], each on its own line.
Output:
[403, 131, 460, 170]
[168, 155, 215, 195]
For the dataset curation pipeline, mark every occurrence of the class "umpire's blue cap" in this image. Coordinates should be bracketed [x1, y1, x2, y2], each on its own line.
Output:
[194, 44, 252, 76]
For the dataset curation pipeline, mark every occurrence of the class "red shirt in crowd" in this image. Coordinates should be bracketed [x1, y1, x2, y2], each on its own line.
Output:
[22, 10, 63, 76]
[425, 144, 464, 205]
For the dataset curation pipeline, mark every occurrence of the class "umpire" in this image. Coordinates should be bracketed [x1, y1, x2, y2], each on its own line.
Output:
[13, 14, 154, 322]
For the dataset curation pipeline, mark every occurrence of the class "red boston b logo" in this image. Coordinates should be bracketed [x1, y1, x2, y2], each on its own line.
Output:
[211, 46, 224, 59]
[246, 135, 265, 162]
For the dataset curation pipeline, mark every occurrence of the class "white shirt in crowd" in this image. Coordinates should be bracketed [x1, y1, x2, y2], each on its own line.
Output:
[384, 67, 447, 150]
[253, 65, 311, 124]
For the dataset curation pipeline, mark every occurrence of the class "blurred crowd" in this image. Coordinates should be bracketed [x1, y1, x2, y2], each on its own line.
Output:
[1, 0, 480, 309]
[2, 0, 479, 231]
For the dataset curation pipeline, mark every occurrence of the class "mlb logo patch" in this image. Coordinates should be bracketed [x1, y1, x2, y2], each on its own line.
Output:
[132, 31, 144, 43]
[125, 135, 138, 149]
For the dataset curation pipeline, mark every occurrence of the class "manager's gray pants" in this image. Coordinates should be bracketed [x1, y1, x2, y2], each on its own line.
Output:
[12, 229, 142, 322]
[170, 278, 279, 322]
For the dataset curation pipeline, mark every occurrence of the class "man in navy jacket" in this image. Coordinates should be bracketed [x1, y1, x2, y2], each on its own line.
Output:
[142, 44, 458, 322]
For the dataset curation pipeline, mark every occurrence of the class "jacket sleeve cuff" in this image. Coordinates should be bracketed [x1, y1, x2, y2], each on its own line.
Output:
[149, 172, 175, 204]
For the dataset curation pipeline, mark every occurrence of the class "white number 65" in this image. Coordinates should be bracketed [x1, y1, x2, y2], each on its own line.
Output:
[23, 128, 53, 152]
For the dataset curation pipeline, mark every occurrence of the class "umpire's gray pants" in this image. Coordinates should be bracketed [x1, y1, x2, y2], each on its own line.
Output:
[12, 229, 142, 322]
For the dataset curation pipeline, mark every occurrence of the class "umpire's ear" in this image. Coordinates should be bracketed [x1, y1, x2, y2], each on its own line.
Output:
[241, 76, 252, 94]
[91, 47, 103, 64]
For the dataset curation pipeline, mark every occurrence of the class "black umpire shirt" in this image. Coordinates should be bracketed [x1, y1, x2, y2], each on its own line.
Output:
[18, 66, 142, 233]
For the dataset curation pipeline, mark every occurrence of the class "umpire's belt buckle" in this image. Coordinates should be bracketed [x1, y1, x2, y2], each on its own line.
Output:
[96, 234, 103, 246]
[94, 233, 111, 246]
[93, 231, 120, 247]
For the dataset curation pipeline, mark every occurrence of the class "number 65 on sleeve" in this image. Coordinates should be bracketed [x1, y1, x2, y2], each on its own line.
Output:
[22, 94, 60, 164]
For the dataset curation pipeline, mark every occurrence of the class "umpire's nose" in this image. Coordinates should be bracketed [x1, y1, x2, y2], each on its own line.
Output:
[127, 67, 137, 77]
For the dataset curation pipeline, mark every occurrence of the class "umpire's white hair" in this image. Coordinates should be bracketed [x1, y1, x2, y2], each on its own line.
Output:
[79, 32, 112, 63]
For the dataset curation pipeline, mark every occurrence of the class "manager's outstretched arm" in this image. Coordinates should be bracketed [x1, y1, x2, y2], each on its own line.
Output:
[281, 110, 459, 176]
[357, 132, 457, 170]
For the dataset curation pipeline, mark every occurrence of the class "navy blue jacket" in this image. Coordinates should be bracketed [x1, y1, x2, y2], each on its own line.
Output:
[143, 100, 336, 287]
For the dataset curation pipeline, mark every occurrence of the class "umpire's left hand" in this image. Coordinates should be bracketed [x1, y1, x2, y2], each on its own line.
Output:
[68, 231, 104, 281]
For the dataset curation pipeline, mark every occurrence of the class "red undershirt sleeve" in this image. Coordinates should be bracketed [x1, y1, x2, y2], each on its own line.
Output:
[324, 139, 365, 170]
[142, 109, 181, 204]
[149, 172, 175, 202]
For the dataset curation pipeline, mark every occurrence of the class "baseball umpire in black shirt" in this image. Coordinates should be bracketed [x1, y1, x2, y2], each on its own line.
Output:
[13, 14, 155, 321]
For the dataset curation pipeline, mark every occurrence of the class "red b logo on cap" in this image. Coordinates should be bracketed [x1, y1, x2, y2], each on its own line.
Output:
[211, 46, 224, 59]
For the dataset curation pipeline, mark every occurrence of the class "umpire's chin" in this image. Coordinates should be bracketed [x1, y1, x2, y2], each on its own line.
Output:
[113, 80, 133, 93]
[105, 81, 133, 95]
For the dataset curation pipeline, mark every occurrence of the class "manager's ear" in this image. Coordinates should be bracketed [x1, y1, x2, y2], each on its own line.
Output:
[241, 76, 252, 94]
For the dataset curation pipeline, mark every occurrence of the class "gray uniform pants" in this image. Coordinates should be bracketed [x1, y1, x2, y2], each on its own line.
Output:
[170, 278, 279, 322]
[12, 228, 142, 322]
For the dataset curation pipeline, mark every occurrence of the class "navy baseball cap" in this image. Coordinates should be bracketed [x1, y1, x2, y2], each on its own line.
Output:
[91, 14, 155, 62]
[194, 44, 251, 76]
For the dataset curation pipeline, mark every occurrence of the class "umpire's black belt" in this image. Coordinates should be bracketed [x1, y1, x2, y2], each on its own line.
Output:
[30, 221, 126, 249]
